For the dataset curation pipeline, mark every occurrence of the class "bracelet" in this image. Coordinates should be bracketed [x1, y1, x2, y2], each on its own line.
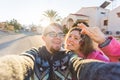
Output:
[99, 37, 111, 48]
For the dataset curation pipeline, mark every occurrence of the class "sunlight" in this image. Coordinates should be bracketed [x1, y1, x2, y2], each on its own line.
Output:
[40, 18, 50, 27]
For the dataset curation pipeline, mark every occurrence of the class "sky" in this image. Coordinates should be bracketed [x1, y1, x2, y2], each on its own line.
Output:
[0, 0, 120, 26]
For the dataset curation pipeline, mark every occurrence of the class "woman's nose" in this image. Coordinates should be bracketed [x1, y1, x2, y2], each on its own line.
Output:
[68, 37, 74, 42]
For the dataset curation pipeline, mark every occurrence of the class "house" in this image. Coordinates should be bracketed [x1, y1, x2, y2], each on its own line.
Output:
[0, 22, 6, 30]
[62, 1, 120, 36]
[0, 22, 14, 31]
[62, 7, 110, 30]
[108, 5, 120, 35]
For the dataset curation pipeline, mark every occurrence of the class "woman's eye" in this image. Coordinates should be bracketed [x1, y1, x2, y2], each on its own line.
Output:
[75, 37, 79, 40]
[68, 35, 72, 38]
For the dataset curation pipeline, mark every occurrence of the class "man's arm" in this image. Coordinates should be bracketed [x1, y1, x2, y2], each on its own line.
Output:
[0, 48, 38, 80]
[70, 57, 120, 80]
[0, 55, 34, 80]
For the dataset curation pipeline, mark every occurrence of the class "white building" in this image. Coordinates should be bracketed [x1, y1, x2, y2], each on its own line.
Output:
[62, 1, 120, 36]
[62, 7, 109, 29]
[108, 5, 120, 35]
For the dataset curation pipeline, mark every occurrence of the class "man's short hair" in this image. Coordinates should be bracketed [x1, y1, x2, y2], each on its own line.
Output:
[43, 23, 63, 36]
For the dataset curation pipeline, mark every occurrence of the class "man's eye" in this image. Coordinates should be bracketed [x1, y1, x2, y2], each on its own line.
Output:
[50, 33, 56, 36]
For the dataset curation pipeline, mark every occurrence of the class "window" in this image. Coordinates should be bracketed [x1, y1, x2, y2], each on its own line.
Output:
[116, 31, 120, 35]
[105, 31, 112, 35]
[104, 20, 108, 26]
[117, 12, 120, 17]
[101, 12, 105, 14]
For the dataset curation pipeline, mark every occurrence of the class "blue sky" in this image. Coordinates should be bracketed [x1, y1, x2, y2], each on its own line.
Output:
[0, 0, 120, 25]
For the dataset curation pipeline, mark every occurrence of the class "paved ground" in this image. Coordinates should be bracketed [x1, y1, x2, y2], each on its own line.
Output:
[0, 31, 44, 56]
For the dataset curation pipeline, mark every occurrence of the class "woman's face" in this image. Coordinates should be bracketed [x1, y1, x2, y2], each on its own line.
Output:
[66, 30, 82, 53]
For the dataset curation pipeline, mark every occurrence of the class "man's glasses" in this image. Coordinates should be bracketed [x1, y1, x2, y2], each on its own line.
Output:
[45, 32, 65, 38]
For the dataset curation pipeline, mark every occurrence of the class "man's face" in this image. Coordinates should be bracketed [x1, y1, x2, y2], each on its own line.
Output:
[42, 26, 64, 53]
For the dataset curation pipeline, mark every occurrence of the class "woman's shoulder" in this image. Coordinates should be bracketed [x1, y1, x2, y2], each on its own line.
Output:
[87, 50, 110, 62]
[87, 50, 99, 58]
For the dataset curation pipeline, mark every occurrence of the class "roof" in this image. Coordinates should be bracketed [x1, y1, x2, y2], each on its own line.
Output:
[70, 13, 88, 17]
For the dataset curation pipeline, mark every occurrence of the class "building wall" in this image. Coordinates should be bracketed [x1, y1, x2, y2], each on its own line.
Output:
[108, 5, 120, 34]
[0, 22, 6, 30]
[76, 7, 98, 27]
[76, 7, 110, 28]
[96, 8, 109, 29]
[62, 7, 110, 30]
[62, 6, 120, 36]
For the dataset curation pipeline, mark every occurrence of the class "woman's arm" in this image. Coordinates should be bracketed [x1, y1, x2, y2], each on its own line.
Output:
[78, 23, 120, 62]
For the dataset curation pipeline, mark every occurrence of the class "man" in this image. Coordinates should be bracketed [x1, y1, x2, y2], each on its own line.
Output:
[78, 23, 120, 62]
[0, 23, 120, 80]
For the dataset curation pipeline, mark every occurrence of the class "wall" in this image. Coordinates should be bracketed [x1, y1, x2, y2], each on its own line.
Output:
[108, 5, 120, 35]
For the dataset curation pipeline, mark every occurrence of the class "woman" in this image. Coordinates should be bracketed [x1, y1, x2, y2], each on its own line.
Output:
[65, 22, 109, 62]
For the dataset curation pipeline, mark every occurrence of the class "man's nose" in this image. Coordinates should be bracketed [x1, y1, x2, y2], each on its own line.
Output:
[56, 36, 63, 39]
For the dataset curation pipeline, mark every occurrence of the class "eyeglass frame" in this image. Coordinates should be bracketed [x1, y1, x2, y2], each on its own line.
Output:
[44, 31, 65, 38]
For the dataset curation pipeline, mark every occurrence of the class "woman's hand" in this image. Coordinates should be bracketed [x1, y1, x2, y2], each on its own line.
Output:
[78, 23, 106, 44]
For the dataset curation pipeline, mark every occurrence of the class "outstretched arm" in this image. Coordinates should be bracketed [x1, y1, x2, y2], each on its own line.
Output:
[0, 48, 39, 80]
[71, 57, 120, 80]
[0, 55, 34, 80]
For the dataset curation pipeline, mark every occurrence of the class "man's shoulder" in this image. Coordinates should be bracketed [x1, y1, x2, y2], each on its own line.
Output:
[21, 47, 39, 60]
[26, 47, 39, 55]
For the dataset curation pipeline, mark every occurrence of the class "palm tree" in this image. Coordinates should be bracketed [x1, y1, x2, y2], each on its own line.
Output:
[43, 9, 62, 23]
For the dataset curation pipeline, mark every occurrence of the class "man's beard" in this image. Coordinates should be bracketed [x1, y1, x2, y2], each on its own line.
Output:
[50, 46, 60, 53]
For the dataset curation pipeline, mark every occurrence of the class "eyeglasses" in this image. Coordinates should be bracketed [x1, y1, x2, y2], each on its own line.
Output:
[45, 32, 65, 38]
